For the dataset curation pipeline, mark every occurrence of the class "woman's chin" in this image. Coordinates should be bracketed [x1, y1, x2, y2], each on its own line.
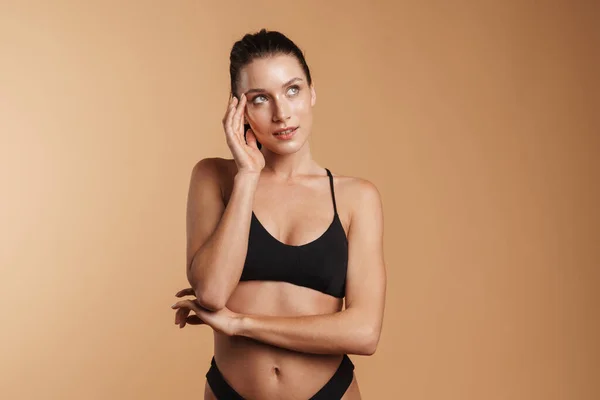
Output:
[260, 134, 309, 155]
[263, 140, 307, 155]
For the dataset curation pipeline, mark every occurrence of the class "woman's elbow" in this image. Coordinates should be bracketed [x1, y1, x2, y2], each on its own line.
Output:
[353, 326, 381, 356]
[186, 278, 228, 311]
[361, 332, 380, 356]
[194, 286, 228, 311]
[186, 272, 227, 311]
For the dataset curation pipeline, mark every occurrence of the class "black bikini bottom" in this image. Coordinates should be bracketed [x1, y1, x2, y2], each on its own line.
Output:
[205, 354, 355, 400]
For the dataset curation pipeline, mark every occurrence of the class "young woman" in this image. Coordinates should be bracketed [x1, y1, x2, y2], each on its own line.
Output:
[171, 29, 386, 400]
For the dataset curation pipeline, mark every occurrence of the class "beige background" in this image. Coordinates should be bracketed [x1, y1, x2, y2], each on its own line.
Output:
[1, 1, 599, 399]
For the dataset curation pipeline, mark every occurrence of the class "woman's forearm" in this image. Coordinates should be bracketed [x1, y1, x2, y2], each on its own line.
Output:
[234, 308, 380, 356]
[188, 171, 259, 310]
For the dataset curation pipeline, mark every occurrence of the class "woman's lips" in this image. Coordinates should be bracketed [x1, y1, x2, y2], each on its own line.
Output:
[272, 126, 298, 140]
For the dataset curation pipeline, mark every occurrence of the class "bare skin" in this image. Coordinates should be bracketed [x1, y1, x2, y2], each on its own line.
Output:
[174, 54, 386, 399]
[203, 159, 363, 400]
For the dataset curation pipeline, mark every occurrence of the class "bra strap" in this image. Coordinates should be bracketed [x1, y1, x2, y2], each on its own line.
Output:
[325, 168, 338, 215]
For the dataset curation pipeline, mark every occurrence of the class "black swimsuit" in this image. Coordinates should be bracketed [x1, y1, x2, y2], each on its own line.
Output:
[240, 167, 348, 298]
[206, 168, 355, 399]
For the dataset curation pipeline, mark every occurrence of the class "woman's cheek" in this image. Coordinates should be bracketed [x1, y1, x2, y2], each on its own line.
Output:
[292, 95, 311, 114]
[246, 107, 269, 134]
[245, 106, 259, 127]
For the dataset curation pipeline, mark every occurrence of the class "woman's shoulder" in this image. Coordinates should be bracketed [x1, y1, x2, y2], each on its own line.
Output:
[328, 170, 382, 216]
[188, 158, 238, 204]
[190, 157, 237, 183]
[329, 170, 380, 195]
[191, 157, 236, 172]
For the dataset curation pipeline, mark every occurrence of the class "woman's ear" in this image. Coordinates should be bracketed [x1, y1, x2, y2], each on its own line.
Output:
[310, 83, 316, 107]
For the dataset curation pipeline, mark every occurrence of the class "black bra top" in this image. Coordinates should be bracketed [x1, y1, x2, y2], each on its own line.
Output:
[239, 168, 348, 298]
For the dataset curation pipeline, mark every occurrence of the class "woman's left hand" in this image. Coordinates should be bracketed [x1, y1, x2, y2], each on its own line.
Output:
[171, 288, 241, 336]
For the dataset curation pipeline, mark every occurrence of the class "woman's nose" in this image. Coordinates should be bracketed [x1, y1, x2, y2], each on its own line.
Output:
[272, 99, 290, 122]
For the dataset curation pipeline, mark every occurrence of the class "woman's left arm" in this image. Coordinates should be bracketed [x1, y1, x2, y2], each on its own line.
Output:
[237, 179, 386, 356]
[173, 179, 386, 356]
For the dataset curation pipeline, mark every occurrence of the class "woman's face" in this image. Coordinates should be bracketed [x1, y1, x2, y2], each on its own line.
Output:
[236, 54, 316, 155]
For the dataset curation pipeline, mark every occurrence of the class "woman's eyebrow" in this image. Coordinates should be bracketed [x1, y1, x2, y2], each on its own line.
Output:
[245, 77, 303, 95]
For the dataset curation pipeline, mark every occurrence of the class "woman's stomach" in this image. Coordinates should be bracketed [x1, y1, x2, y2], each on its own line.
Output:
[211, 280, 345, 399]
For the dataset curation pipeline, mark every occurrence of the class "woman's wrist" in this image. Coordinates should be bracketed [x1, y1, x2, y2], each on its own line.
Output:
[230, 313, 250, 337]
[235, 169, 261, 179]
[234, 170, 261, 188]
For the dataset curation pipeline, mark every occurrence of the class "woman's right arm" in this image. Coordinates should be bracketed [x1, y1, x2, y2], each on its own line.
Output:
[185, 159, 260, 311]
[185, 93, 264, 311]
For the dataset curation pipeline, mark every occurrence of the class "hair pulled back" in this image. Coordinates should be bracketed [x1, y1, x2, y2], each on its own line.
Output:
[229, 29, 312, 149]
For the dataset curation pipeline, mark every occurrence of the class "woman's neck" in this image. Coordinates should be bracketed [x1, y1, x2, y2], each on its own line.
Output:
[260, 141, 318, 181]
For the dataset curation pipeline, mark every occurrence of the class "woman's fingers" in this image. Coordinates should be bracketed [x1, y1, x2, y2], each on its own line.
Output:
[232, 94, 247, 139]
[246, 128, 258, 149]
[172, 299, 206, 328]
[222, 95, 235, 124]
[175, 288, 195, 297]
[174, 288, 198, 327]
[185, 315, 204, 325]
[223, 93, 247, 144]
[175, 307, 190, 328]
[223, 96, 238, 142]
[171, 299, 200, 313]
[221, 93, 263, 172]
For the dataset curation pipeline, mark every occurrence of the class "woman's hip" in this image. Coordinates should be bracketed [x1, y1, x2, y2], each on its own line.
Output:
[205, 352, 357, 400]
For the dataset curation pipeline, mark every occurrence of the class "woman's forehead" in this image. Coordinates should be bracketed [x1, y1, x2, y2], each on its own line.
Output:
[238, 54, 305, 92]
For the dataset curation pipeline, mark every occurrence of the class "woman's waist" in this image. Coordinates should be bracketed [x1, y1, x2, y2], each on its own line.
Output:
[214, 332, 343, 372]
[212, 333, 345, 391]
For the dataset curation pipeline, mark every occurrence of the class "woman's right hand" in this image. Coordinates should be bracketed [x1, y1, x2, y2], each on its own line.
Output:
[222, 94, 265, 174]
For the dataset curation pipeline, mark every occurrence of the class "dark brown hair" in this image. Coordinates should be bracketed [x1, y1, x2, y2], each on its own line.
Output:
[229, 29, 312, 148]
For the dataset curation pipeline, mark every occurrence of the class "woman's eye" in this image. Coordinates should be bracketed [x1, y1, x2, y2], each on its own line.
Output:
[252, 86, 299, 104]
[252, 95, 267, 104]
[287, 85, 300, 95]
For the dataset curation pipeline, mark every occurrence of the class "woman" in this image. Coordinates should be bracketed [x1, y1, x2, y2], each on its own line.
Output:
[171, 29, 386, 400]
